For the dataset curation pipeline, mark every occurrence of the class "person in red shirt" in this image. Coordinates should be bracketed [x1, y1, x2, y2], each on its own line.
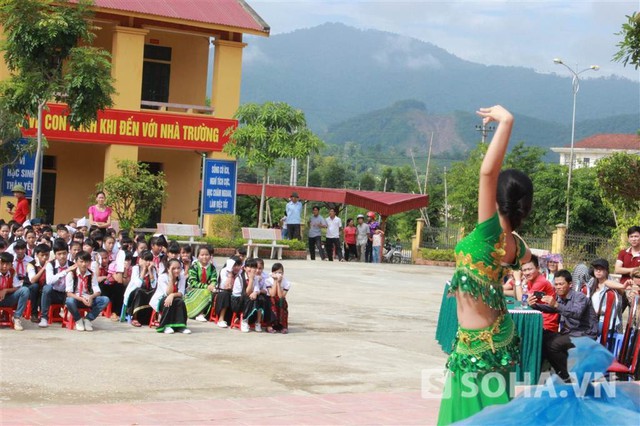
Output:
[614, 225, 640, 285]
[514, 255, 559, 331]
[342, 218, 357, 261]
[7, 185, 30, 225]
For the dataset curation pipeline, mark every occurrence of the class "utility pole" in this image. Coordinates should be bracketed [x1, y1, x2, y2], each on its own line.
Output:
[475, 123, 495, 143]
[444, 166, 448, 228]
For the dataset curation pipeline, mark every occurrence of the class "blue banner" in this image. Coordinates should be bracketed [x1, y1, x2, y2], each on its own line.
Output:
[2, 147, 36, 197]
[203, 159, 237, 215]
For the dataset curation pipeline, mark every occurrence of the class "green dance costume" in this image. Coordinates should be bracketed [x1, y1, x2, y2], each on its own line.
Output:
[184, 262, 217, 318]
[437, 213, 525, 425]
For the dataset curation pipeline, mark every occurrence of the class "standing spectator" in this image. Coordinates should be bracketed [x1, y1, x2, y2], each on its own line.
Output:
[285, 192, 303, 240]
[372, 229, 384, 263]
[355, 214, 370, 262]
[308, 206, 327, 261]
[88, 191, 112, 234]
[6, 185, 29, 225]
[614, 225, 640, 285]
[324, 208, 343, 262]
[365, 211, 379, 263]
[588, 258, 626, 334]
[343, 218, 357, 262]
[541, 253, 563, 283]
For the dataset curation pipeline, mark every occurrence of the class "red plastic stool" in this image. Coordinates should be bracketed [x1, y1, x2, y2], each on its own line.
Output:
[229, 312, 241, 330]
[48, 304, 65, 325]
[62, 306, 90, 330]
[0, 307, 16, 328]
[23, 300, 32, 319]
[101, 302, 113, 318]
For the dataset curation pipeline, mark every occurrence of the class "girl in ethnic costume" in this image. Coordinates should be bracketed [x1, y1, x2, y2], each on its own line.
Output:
[151, 258, 190, 334]
[124, 250, 157, 326]
[184, 245, 217, 322]
[437, 106, 533, 425]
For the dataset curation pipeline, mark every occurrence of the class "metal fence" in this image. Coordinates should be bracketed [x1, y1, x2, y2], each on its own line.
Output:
[421, 226, 463, 250]
[520, 235, 552, 253]
[563, 233, 616, 266]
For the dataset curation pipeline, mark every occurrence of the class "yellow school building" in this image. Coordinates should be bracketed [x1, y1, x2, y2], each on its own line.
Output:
[0, 0, 269, 231]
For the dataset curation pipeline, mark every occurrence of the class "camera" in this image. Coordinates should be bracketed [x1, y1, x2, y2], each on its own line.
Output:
[6, 201, 14, 210]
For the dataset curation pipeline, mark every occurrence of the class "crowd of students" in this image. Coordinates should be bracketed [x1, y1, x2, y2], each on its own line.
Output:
[0, 218, 291, 334]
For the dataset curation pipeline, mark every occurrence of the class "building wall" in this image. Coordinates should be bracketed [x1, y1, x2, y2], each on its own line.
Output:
[138, 147, 201, 224]
[47, 141, 107, 223]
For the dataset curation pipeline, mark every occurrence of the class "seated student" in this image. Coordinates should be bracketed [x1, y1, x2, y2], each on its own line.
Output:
[232, 258, 268, 333]
[55, 224, 70, 245]
[111, 237, 133, 286]
[9, 222, 24, 244]
[65, 251, 109, 331]
[588, 258, 627, 335]
[12, 240, 33, 317]
[0, 252, 30, 331]
[132, 239, 147, 266]
[148, 236, 167, 275]
[180, 244, 193, 275]
[529, 269, 598, 382]
[24, 229, 37, 258]
[95, 248, 126, 322]
[124, 250, 157, 327]
[265, 262, 291, 334]
[214, 256, 242, 328]
[40, 225, 54, 240]
[40, 240, 76, 328]
[0, 239, 7, 254]
[68, 241, 81, 263]
[234, 247, 247, 265]
[72, 231, 84, 245]
[0, 222, 11, 243]
[103, 235, 116, 262]
[254, 258, 272, 327]
[27, 244, 50, 322]
[150, 258, 190, 334]
[184, 245, 217, 322]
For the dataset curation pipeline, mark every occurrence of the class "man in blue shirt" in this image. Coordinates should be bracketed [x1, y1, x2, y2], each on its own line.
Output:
[285, 192, 303, 240]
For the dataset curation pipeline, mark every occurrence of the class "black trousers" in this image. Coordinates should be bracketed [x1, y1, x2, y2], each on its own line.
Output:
[365, 239, 373, 263]
[288, 224, 301, 240]
[325, 237, 342, 261]
[308, 236, 326, 260]
[542, 330, 574, 380]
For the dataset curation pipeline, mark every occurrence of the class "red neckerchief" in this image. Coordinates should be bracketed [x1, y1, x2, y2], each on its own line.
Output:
[15, 258, 25, 276]
[200, 264, 207, 284]
[144, 274, 151, 290]
[153, 255, 161, 268]
[0, 272, 12, 290]
[77, 272, 88, 296]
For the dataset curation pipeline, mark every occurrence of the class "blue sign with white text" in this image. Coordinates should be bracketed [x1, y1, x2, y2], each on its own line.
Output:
[2, 146, 35, 197]
[203, 159, 237, 214]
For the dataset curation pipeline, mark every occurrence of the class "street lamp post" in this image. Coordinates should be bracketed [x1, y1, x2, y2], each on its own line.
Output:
[553, 58, 599, 230]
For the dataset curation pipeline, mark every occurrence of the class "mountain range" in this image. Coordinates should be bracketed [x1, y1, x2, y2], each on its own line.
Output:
[237, 23, 640, 162]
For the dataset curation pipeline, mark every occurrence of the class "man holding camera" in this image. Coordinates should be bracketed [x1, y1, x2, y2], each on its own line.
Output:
[528, 269, 598, 382]
[6, 184, 29, 225]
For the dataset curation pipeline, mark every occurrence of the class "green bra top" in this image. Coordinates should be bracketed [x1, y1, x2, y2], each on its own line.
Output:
[449, 213, 527, 311]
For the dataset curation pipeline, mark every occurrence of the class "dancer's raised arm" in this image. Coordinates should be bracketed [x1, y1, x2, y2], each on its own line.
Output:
[476, 105, 514, 224]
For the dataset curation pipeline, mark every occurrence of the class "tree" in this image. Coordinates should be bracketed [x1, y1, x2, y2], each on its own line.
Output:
[613, 12, 640, 69]
[0, 0, 116, 219]
[447, 143, 487, 230]
[0, 98, 35, 167]
[223, 102, 323, 226]
[595, 152, 640, 230]
[96, 161, 168, 231]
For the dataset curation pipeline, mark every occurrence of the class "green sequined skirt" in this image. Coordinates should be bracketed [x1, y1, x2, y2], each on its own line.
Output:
[437, 314, 520, 425]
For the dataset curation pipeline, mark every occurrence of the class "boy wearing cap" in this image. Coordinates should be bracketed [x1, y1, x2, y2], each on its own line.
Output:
[285, 192, 302, 240]
[0, 252, 30, 330]
[7, 185, 30, 225]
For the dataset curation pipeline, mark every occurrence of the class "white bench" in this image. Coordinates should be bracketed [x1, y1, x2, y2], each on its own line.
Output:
[156, 223, 202, 245]
[242, 227, 289, 260]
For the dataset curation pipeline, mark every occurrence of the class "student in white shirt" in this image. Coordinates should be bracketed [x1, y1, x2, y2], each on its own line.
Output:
[0, 252, 30, 331]
[213, 256, 242, 328]
[325, 208, 344, 262]
[123, 250, 157, 327]
[151, 258, 190, 334]
[265, 262, 291, 334]
[64, 251, 109, 332]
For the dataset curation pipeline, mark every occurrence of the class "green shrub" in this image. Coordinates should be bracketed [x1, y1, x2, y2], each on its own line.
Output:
[419, 248, 455, 262]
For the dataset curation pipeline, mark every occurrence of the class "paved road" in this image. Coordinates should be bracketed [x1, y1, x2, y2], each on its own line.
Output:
[0, 259, 452, 423]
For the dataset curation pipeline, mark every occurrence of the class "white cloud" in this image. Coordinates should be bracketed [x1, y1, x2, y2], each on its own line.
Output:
[373, 35, 442, 69]
[249, 0, 640, 81]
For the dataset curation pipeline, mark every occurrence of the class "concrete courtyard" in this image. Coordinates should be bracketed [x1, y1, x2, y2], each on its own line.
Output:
[0, 259, 453, 425]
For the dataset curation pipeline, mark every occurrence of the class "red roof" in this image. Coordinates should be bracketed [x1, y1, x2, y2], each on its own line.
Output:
[572, 134, 640, 150]
[237, 183, 429, 217]
[90, 0, 269, 34]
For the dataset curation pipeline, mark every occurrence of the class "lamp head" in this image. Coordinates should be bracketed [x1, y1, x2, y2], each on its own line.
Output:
[590, 65, 600, 71]
[553, 58, 563, 64]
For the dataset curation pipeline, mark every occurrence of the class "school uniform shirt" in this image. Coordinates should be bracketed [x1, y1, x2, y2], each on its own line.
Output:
[114, 249, 127, 274]
[65, 269, 100, 297]
[0, 270, 22, 289]
[27, 260, 47, 286]
[13, 255, 34, 280]
[46, 260, 74, 292]
[232, 273, 246, 297]
[149, 273, 186, 312]
[265, 276, 291, 294]
[217, 259, 237, 290]
[123, 265, 158, 303]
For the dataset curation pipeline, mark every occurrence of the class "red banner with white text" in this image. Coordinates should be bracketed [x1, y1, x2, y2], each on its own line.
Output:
[21, 104, 237, 151]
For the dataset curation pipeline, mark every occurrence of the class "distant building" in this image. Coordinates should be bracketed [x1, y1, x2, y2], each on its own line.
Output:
[551, 134, 640, 168]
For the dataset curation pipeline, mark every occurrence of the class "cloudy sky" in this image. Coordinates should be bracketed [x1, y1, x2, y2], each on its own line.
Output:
[247, 0, 640, 81]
